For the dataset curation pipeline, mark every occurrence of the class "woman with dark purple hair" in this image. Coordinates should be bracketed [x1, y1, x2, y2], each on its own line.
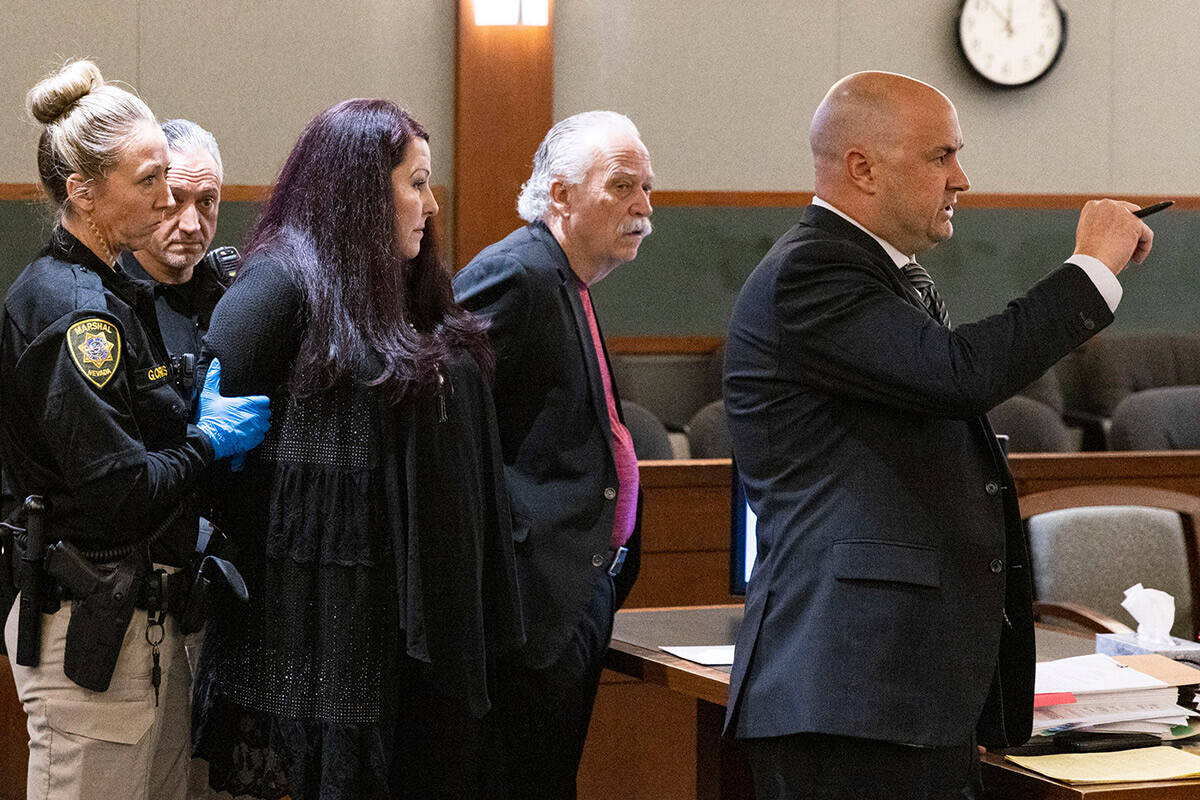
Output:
[190, 99, 524, 799]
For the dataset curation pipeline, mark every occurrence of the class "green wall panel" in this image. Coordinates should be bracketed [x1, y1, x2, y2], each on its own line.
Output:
[591, 205, 1200, 337]
[4, 200, 1196, 339]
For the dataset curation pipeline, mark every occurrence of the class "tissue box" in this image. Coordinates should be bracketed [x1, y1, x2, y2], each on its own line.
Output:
[1096, 632, 1200, 667]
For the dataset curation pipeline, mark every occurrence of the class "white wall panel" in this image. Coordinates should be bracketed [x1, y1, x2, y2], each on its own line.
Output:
[138, 0, 455, 184]
[554, 0, 838, 190]
[1110, 0, 1200, 195]
[554, 0, 1133, 194]
[1, 1, 141, 182]
[1, 0, 454, 185]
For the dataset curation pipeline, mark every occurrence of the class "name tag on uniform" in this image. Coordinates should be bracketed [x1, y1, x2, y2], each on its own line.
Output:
[142, 364, 170, 386]
[66, 317, 121, 389]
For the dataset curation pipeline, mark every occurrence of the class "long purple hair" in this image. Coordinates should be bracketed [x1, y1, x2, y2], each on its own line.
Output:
[244, 98, 490, 400]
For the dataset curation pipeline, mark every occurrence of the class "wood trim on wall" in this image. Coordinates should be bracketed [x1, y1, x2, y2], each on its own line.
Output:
[649, 191, 1200, 210]
[0, 184, 44, 201]
[0, 183, 445, 207]
[219, 185, 272, 202]
[607, 335, 724, 355]
[1, 183, 1189, 212]
[453, 1, 554, 270]
[651, 191, 813, 207]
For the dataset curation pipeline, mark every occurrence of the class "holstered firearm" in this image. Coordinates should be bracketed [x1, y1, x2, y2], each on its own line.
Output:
[15, 495, 45, 667]
[44, 540, 142, 691]
[0, 504, 23, 656]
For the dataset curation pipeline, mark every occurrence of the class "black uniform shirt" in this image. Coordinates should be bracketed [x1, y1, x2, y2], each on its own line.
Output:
[118, 251, 227, 552]
[118, 251, 224, 371]
[0, 228, 213, 565]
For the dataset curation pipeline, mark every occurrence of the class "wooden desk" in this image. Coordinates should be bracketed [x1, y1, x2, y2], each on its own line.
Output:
[607, 605, 1200, 800]
[979, 751, 1200, 800]
[622, 453, 1200, 611]
[580, 455, 1200, 798]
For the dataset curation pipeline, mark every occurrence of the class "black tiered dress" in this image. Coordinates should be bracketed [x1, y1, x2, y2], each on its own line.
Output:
[191, 255, 523, 799]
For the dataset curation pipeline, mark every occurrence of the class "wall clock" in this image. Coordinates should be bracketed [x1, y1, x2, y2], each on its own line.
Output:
[957, 0, 1067, 88]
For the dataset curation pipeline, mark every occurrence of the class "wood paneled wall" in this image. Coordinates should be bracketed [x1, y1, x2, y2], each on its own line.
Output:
[453, 1, 554, 268]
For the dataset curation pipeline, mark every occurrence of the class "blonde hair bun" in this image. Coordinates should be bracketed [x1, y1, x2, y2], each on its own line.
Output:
[27, 60, 105, 125]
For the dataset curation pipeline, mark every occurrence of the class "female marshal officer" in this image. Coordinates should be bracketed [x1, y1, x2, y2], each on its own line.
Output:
[0, 60, 270, 800]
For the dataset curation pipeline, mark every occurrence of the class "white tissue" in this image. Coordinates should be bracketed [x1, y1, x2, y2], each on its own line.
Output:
[1121, 582, 1176, 647]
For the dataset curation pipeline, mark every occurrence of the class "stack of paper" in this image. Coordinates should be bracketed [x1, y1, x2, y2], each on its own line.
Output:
[1033, 654, 1200, 737]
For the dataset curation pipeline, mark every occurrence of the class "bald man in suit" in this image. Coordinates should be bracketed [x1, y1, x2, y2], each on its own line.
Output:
[723, 71, 1154, 799]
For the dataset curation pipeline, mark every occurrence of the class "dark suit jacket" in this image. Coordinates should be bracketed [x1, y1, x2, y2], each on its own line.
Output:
[453, 221, 641, 669]
[723, 206, 1113, 748]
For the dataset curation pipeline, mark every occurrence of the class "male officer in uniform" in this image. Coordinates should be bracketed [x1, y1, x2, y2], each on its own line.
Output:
[116, 118, 233, 798]
[118, 118, 233, 410]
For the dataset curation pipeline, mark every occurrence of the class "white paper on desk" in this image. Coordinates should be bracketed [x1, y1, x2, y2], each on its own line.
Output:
[1084, 718, 1191, 736]
[1035, 653, 1168, 694]
[660, 645, 735, 666]
[1032, 698, 1193, 733]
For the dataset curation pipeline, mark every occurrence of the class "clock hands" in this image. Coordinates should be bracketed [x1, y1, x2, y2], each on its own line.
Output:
[959, 0, 1066, 87]
[979, 0, 1015, 36]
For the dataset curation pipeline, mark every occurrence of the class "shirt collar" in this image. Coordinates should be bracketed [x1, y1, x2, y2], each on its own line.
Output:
[118, 251, 211, 314]
[812, 196, 914, 270]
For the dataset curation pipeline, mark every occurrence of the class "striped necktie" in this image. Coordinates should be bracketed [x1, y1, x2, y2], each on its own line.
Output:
[902, 262, 950, 327]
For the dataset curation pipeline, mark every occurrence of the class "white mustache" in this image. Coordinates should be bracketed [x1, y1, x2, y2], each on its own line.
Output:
[619, 219, 652, 236]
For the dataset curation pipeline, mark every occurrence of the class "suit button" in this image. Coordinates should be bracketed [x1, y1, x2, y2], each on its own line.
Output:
[592, 554, 605, 567]
[985, 481, 1000, 496]
[990, 558, 1004, 574]
[604, 487, 617, 500]
[1079, 312, 1096, 331]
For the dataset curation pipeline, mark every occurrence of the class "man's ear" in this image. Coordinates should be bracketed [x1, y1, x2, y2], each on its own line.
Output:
[845, 149, 878, 195]
[548, 178, 571, 215]
[66, 173, 96, 213]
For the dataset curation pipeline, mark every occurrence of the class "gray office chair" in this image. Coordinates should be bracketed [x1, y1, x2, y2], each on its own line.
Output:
[987, 395, 1075, 453]
[1021, 485, 1200, 639]
[1059, 332, 1200, 448]
[685, 399, 731, 459]
[1109, 386, 1200, 450]
[610, 352, 719, 432]
[620, 400, 675, 460]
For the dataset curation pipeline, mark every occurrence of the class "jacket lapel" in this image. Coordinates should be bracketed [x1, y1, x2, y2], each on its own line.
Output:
[530, 223, 618, 452]
[801, 205, 929, 316]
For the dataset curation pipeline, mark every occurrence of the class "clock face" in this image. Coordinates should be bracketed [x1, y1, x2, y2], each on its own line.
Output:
[958, 0, 1066, 87]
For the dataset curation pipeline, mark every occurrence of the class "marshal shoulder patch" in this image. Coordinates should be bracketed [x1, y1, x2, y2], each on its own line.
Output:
[66, 317, 122, 389]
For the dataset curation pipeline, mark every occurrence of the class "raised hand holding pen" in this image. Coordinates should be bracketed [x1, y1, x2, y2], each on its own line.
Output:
[1073, 199, 1156, 275]
[1134, 200, 1173, 219]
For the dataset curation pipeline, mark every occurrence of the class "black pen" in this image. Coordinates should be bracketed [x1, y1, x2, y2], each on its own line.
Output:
[1134, 200, 1173, 218]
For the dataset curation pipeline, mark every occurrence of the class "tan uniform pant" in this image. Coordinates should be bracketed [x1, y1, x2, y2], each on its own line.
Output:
[5, 592, 191, 800]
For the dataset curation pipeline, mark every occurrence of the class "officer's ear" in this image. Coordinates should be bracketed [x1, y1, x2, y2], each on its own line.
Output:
[66, 173, 96, 214]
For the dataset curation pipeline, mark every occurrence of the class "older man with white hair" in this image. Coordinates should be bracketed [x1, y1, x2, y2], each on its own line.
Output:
[453, 110, 654, 799]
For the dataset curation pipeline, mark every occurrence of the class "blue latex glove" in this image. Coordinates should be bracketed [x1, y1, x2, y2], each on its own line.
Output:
[196, 359, 271, 469]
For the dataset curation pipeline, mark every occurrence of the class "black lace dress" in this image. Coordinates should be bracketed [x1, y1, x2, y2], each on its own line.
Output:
[191, 257, 523, 799]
